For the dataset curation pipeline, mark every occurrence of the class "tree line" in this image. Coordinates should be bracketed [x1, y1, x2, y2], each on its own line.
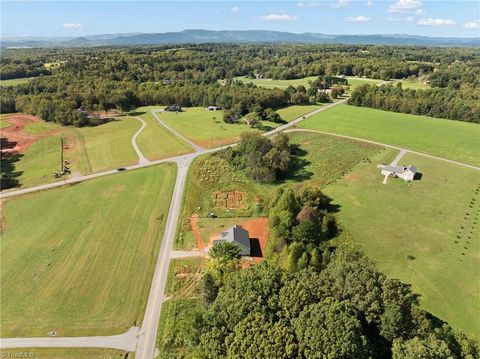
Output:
[1, 44, 478, 126]
[350, 83, 480, 123]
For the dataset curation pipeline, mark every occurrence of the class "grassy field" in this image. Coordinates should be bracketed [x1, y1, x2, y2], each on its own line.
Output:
[277, 105, 321, 122]
[297, 105, 480, 166]
[391, 79, 430, 90]
[325, 150, 480, 337]
[156, 258, 206, 357]
[287, 131, 382, 187]
[345, 76, 384, 89]
[131, 107, 193, 160]
[75, 117, 141, 172]
[234, 76, 318, 89]
[0, 77, 36, 87]
[1, 164, 176, 337]
[23, 120, 60, 135]
[175, 132, 381, 250]
[0, 348, 131, 359]
[159, 107, 280, 148]
[235, 75, 382, 90]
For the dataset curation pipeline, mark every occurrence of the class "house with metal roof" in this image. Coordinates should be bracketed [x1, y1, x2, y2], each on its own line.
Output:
[212, 225, 251, 256]
[380, 164, 417, 181]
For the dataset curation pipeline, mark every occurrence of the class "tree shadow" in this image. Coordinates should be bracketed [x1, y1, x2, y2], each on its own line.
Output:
[126, 111, 146, 117]
[1, 138, 23, 190]
[283, 145, 313, 182]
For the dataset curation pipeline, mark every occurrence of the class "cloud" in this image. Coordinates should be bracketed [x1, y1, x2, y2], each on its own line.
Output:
[297, 2, 322, 8]
[257, 14, 298, 22]
[414, 8, 425, 15]
[463, 20, 480, 29]
[388, 15, 414, 22]
[330, 0, 349, 10]
[62, 23, 83, 29]
[367, 0, 373, 6]
[388, 0, 422, 13]
[417, 18, 455, 26]
[231, 6, 241, 12]
[345, 15, 371, 22]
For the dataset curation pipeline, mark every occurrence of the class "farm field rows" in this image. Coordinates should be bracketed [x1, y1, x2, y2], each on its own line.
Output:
[159, 107, 280, 148]
[0, 164, 176, 337]
[132, 107, 194, 160]
[297, 104, 480, 166]
[325, 150, 480, 337]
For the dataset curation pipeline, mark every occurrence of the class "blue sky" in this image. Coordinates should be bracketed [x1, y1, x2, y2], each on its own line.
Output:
[1, 1, 479, 38]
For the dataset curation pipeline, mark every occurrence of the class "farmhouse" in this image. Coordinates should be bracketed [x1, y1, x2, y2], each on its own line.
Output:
[164, 105, 182, 112]
[213, 225, 251, 256]
[208, 106, 219, 111]
[380, 164, 417, 181]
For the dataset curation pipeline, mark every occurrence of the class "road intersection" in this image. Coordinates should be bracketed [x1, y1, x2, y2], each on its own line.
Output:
[1, 99, 478, 357]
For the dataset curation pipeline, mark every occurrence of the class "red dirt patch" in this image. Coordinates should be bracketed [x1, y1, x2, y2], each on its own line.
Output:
[207, 217, 270, 263]
[213, 190, 246, 209]
[190, 214, 206, 250]
[0, 114, 60, 155]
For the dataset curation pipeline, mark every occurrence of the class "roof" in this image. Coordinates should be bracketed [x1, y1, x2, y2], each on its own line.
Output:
[382, 165, 416, 174]
[217, 225, 250, 251]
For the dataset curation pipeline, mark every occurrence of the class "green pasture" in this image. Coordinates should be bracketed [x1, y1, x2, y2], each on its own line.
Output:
[159, 107, 279, 148]
[326, 150, 480, 337]
[157, 258, 207, 357]
[287, 131, 382, 187]
[0, 77, 36, 87]
[1, 164, 176, 337]
[76, 117, 141, 172]
[131, 107, 193, 160]
[297, 105, 480, 166]
[391, 78, 430, 90]
[235, 75, 383, 91]
[277, 105, 321, 122]
[0, 348, 131, 359]
[234, 76, 318, 89]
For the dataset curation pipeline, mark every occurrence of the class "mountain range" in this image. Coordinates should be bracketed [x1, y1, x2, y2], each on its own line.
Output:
[2, 29, 479, 48]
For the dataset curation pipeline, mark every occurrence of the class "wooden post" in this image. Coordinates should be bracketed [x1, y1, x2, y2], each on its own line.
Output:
[60, 136, 64, 172]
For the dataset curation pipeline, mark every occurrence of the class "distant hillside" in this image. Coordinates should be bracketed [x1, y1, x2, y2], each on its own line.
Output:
[2, 29, 479, 48]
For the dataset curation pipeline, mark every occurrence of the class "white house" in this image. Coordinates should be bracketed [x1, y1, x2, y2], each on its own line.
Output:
[379, 165, 417, 181]
[208, 106, 219, 111]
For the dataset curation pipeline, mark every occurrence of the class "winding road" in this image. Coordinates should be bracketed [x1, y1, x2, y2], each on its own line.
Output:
[1, 99, 479, 357]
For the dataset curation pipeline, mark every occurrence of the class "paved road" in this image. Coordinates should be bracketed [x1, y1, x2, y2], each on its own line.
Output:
[286, 129, 480, 171]
[132, 116, 151, 166]
[135, 154, 195, 359]
[3, 99, 478, 355]
[0, 327, 139, 352]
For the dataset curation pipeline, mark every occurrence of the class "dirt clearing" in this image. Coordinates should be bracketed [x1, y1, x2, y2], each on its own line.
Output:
[0, 114, 60, 154]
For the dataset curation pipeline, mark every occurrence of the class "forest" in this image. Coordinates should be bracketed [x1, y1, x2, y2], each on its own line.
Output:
[168, 184, 479, 359]
[1, 44, 479, 125]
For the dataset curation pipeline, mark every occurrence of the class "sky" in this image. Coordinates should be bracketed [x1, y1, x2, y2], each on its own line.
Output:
[1, 0, 479, 38]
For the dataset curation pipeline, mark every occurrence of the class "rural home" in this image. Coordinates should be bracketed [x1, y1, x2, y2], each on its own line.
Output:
[164, 105, 182, 112]
[379, 164, 417, 181]
[208, 106, 219, 111]
[213, 225, 251, 256]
